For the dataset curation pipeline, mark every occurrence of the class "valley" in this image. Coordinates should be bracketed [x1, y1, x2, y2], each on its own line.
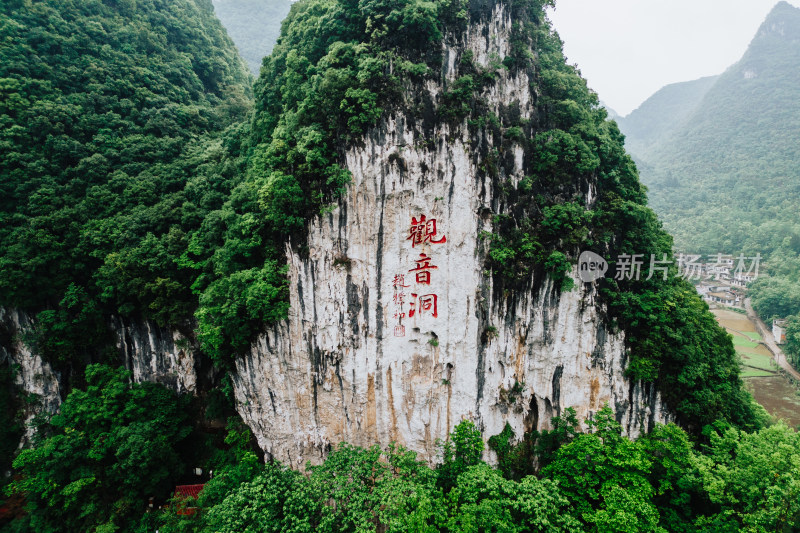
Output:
[1, 0, 799, 530]
[714, 307, 800, 426]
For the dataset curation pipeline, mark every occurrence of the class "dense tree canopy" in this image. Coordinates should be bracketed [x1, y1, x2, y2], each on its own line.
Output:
[132, 410, 800, 533]
[0, 0, 252, 366]
[8, 365, 194, 532]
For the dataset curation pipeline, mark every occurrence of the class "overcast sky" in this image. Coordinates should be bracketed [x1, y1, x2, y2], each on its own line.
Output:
[548, 0, 798, 116]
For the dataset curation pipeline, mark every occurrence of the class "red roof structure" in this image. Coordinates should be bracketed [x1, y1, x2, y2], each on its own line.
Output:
[174, 484, 204, 499]
[174, 484, 204, 515]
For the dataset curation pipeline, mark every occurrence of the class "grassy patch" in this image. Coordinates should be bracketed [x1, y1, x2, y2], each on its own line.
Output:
[732, 336, 759, 349]
[741, 367, 776, 378]
[738, 350, 775, 372]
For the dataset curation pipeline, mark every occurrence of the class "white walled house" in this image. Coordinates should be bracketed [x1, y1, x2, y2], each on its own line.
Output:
[774, 319, 787, 344]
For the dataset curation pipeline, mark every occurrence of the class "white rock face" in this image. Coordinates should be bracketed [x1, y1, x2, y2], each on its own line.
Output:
[111, 316, 197, 394]
[232, 4, 670, 467]
[0, 309, 198, 446]
[0, 308, 62, 446]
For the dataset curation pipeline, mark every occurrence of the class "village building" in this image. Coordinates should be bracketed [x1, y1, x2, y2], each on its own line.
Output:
[705, 290, 740, 307]
[773, 319, 787, 345]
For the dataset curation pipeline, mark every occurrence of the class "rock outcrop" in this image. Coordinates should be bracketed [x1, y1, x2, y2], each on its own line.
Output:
[230, 2, 669, 468]
[0, 308, 62, 446]
[1, 1, 670, 466]
[0, 308, 198, 446]
[110, 316, 198, 394]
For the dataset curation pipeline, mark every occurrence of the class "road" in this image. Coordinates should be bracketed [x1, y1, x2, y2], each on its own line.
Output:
[744, 298, 800, 382]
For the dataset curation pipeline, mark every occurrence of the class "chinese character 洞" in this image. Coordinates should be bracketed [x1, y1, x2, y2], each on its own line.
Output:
[408, 253, 438, 284]
[407, 215, 447, 247]
[409, 293, 438, 318]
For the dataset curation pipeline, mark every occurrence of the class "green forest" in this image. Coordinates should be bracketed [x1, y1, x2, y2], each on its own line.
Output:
[7, 371, 797, 532]
[0, 0, 797, 530]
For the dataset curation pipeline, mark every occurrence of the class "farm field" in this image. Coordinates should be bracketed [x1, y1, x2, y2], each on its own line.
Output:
[713, 308, 800, 426]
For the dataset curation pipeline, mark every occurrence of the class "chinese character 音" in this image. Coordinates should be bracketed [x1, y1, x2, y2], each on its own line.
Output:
[408, 252, 438, 284]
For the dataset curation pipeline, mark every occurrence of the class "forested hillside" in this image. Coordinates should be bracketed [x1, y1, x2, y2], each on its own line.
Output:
[1, 0, 796, 530]
[625, 1, 800, 368]
[637, 2, 800, 254]
[0, 0, 252, 369]
[0, 0, 254, 528]
[212, 0, 293, 74]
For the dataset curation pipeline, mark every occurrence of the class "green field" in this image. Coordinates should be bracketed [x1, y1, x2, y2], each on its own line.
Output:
[736, 342, 776, 377]
[732, 336, 760, 349]
[740, 366, 776, 378]
[724, 327, 776, 377]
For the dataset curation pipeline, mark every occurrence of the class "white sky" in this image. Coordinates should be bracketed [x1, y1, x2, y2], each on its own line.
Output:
[548, 0, 799, 116]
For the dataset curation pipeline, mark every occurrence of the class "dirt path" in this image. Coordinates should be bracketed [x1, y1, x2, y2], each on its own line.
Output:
[744, 298, 800, 382]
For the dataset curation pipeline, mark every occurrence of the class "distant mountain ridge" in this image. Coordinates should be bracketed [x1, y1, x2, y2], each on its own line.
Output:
[617, 75, 718, 159]
[212, 0, 293, 74]
[620, 1, 800, 368]
[623, 0, 800, 255]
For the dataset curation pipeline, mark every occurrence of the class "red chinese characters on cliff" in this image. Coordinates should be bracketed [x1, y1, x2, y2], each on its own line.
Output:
[408, 253, 437, 284]
[409, 293, 437, 318]
[392, 214, 446, 337]
[407, 215, 446, 247]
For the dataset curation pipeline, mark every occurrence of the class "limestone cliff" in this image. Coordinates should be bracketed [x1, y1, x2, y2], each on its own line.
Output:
[0, 308, 61, 446]
[231, 2, 669, 468]
[0, 308, 198, 444]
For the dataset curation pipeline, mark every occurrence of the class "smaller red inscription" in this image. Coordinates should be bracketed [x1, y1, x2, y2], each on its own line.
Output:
[393, 291, 406, 305]
[392, 274, 410, 288]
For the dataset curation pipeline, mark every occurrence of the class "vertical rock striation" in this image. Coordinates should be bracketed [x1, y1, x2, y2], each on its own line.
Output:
[110, 316, 198, 394]
[231, 3, 669, 467]
[0, 309, 198, 446]
[0, 308, 61, 446]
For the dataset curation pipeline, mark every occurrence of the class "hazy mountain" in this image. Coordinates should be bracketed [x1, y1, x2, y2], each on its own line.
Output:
[618, 75, 718, 159]
[600, 101, 621, 120]
[636, 1, 800, 256]
[212, 0, 293, 74]
[630, 1, 800, 358]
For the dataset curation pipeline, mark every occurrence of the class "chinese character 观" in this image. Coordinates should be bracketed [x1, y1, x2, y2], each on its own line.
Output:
[407, 215, 447, 248]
